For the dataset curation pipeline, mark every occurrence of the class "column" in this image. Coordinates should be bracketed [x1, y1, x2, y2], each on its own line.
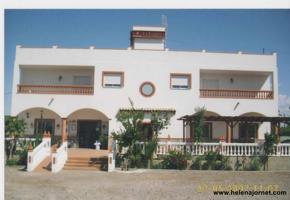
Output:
[226, 121, 232, 143]
[61, 118, 67, 143]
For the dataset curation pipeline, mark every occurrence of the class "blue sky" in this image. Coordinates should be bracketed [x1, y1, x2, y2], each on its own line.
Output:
[4, 9, 290, 115]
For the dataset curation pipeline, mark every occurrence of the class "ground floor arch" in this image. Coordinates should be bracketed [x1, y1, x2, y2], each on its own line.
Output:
[17, 107, 62, 138]
[66, 108, 110, 149]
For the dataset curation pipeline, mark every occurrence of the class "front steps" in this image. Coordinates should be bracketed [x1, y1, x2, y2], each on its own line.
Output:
[63, 148, 108, 171]
[64, 157, 108, 171]
[34, 156, 51, 172]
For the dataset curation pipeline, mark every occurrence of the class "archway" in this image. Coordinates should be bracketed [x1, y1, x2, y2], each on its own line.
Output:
[66, 108, 109, 149]
[237, 112, 266, 143]
[17, 107, 62, 139]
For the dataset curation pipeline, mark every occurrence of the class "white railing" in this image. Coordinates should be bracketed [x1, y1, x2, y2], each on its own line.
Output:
[272, 143, 290, 156]
[221, 143, 260, 156]
[115, 141, 290, 157]
[27, 137, 51, 172]
[191, 143, 221, 155]
[51, 141, 68, 173]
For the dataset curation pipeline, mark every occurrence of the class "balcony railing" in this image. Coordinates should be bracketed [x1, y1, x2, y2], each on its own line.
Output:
[18, 84, 94, 95]
[200, 89, 273, 99]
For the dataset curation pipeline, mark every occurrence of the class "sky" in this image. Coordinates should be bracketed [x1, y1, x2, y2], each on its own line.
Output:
[4, 9, 290, 115]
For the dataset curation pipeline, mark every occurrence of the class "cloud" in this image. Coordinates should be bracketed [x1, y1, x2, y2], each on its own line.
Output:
[279, 94, 290, 116]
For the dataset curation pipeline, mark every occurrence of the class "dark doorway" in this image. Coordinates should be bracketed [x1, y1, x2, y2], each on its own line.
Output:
[239, 122, 259, 143]
[78, 120, 101, 148]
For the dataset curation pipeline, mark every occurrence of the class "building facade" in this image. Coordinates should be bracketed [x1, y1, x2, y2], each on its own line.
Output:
[10, 26, 278, 148]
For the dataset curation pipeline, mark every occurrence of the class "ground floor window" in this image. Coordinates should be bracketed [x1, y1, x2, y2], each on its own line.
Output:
[190, 122, 212, 142]
[201, 122, 212, 141]
[34, 119, 55, 136]
[239, 122, 259, 142]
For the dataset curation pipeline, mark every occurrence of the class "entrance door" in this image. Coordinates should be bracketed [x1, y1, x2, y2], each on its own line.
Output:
[78, 120, 101, 148]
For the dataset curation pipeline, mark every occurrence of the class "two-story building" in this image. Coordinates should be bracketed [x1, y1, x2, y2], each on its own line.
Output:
[11, 25, 278, 149]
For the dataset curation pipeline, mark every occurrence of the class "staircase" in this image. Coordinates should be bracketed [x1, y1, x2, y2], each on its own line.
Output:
[63, 148, 108, 171]
[33, 156, 51, 172]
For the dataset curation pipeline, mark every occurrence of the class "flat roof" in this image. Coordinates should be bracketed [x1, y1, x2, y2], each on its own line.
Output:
[178, 115, 290, 123]
[16, 45, 276, 56]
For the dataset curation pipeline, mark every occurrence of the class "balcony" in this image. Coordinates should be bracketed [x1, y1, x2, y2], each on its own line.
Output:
[18, 65, 94, 95]
[17, 84, 94, 95]
[200, 70, 274, 100]
[200, 89, 273, 99]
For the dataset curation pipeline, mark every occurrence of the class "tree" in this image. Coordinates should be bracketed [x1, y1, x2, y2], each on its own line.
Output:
[5, 116, 27, 160]
[112, 107, 172, 169]
[144, 112, 171, 168]
[260, 132, 277, 171]
[192, 107, 206, 143]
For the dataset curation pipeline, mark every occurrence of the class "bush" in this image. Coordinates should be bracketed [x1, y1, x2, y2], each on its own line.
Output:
[161, 150, 188, 170]
[192, 151, 232, 171]
[6, 158, 18, 166]
[244, 156, 261, 171]
[191, 155, 204, 170]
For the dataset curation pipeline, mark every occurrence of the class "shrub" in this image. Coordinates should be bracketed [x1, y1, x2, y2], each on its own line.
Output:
[161, 150, 188, 170]
[192, 151, 232, 171]
[6, 158, 18, 166]
[191, 155, 204, 170]
[244, 156, 261, 171]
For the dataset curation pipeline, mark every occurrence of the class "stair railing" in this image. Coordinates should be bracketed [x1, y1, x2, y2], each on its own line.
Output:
[27, 132, 51, 172]
[51, 141, 68, 173]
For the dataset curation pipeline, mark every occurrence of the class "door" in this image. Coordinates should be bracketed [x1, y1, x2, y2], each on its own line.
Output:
[78, 120, 101, 148]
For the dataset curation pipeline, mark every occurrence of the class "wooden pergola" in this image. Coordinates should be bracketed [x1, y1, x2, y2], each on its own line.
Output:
[178, 115, 290, 143]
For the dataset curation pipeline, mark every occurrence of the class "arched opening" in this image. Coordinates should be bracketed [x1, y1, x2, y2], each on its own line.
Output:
[67, 108, 109, 149]
[187, 110, 222, 142]
[17, 107, 62, 140]
[237, 112, 266, 143]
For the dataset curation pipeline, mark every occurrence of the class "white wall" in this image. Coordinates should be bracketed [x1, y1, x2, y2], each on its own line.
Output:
[133, 38, 165, 50]
[11, 46, 278, 140]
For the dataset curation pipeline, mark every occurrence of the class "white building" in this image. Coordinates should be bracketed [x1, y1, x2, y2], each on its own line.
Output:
[11, 25, 278, 149]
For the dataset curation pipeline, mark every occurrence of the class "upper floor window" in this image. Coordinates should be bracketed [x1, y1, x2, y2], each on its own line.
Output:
[170, 73, 191, 89]
[102, 71, 124, 88]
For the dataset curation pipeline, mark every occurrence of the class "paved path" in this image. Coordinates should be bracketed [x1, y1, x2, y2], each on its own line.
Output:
[5, 166, 290, 200]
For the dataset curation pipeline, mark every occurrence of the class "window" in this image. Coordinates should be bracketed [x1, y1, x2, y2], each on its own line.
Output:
[102, 72, 124, 88]
[73, 76, 92, 85]
[239, 123, 259, 142]
[140, 82, 155, 97]
[201, 122, 212, 141]
[34, 119, 55, 136]
[170, 73, 191, 89]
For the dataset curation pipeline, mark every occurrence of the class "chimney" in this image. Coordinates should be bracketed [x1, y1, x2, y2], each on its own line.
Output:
[130, 26, 166, 50]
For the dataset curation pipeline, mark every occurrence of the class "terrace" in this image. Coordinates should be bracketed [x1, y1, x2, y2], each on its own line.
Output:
[17, 65, 94, 95]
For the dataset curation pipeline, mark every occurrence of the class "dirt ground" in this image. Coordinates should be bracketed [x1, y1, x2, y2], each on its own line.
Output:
[5, 166, 290, 200]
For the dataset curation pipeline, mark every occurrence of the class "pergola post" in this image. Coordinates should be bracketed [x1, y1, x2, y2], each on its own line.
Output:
[226, 121, 232, 143]
[61, 118, 67, 143]
[182, 120, 185, 142]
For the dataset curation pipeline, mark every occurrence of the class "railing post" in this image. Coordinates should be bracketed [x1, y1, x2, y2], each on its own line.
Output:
[108, 139, 116, 172]
[27, 143, 34, 172]
[42, 131, 51, 156]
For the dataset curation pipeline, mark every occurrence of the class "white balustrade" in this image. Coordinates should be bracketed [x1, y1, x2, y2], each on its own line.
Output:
[272, 143, 290, 156]
[27, 137, 51, 172]
[115, 140, 290, 157]
[221, 143, 259, 156]
[51, 141, 68, 173]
